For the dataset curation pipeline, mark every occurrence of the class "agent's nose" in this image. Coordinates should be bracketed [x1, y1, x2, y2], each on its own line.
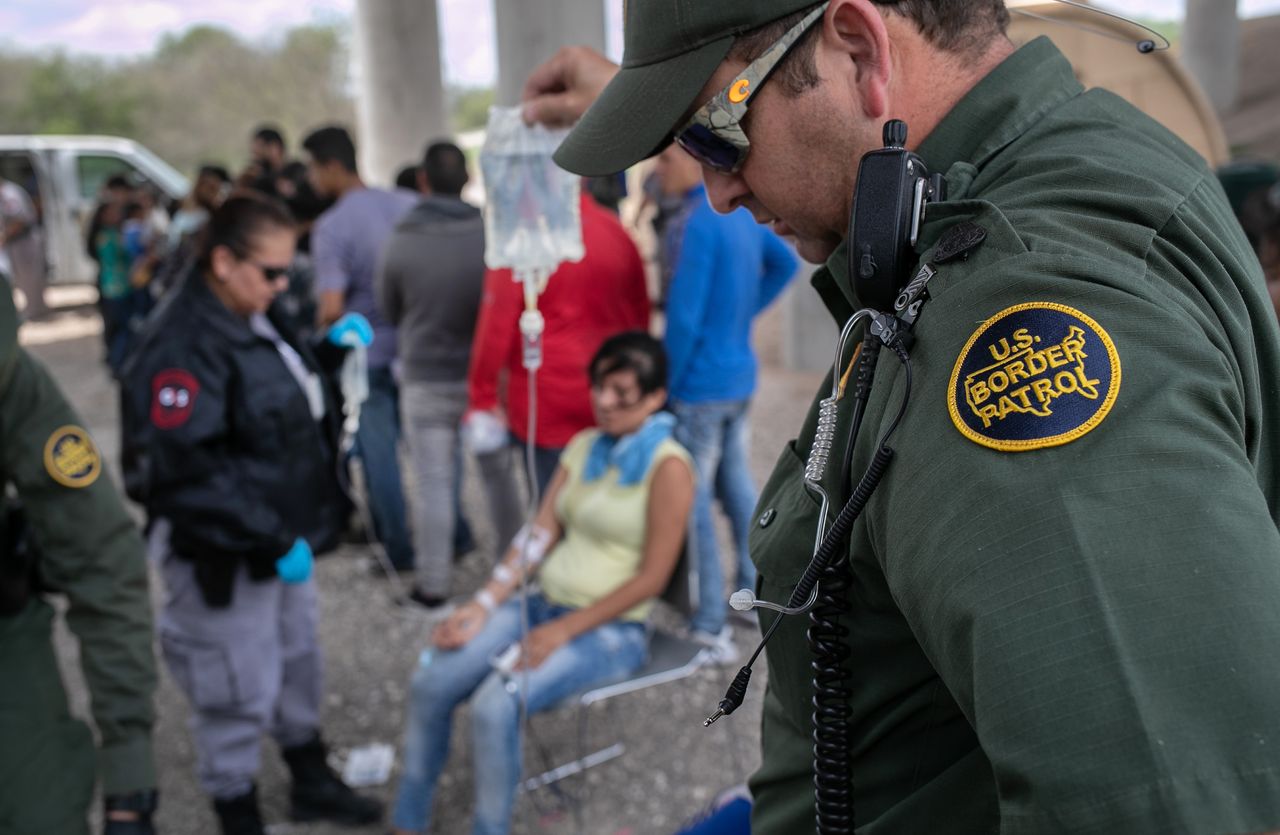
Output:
[702, 167, 749, 215]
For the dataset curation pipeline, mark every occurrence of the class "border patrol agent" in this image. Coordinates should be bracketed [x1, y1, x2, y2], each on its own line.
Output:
[0, 290, 158, 831]
[527, 1, 1280, 832]
[121, 193, 380, 834]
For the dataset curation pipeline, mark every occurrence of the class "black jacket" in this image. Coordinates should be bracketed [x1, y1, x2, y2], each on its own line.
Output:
[122, 270, 349, 606]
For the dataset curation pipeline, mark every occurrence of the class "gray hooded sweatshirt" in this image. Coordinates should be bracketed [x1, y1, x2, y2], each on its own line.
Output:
[377, 195, 486, 383]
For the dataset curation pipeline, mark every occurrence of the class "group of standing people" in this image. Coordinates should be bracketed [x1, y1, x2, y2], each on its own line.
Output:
[86, 176, 178, 374]
[133, 120, 791, 833]
[6, 98, 797, 833]
[374, 133, 796, 831]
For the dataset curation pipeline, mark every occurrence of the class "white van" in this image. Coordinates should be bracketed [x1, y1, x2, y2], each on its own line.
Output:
[0, 135, 189, 285]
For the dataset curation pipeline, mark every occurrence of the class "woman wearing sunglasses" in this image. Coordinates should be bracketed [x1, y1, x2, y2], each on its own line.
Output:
[121, 192, 381, 834]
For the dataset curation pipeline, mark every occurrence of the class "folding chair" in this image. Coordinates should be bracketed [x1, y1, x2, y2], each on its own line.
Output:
[521, 543, 707, 791]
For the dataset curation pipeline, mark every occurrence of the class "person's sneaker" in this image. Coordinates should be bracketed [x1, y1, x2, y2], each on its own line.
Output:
[691, 626, 740, 665]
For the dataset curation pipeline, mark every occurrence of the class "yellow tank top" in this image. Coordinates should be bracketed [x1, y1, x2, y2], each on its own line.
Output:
[538, 428, 692, 621]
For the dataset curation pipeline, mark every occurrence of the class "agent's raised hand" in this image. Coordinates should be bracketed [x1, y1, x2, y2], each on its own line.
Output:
[521, 46, 619, 127]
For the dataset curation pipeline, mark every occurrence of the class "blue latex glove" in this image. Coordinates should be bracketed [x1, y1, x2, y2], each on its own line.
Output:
[327, 312, 374, 347]
[276, 538, 314, 584]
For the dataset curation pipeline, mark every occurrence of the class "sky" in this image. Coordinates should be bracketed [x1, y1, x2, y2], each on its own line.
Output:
[0, 0, 1278, 87]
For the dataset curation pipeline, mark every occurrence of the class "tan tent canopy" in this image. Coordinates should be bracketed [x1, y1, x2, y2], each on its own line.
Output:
[1007, 0, 1230, 167]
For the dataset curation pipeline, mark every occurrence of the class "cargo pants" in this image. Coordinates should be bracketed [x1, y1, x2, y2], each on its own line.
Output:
[157, 540, 322, 801]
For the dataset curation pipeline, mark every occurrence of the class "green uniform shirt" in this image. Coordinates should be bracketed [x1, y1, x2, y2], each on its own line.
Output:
[749, 38, 1280, 834]
[0, 288, 156, 801]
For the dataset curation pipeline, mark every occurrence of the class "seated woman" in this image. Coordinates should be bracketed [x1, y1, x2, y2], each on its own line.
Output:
[391, 331, 695, 835]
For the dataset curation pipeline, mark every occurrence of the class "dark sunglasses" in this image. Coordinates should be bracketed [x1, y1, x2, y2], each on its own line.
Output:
[249, 261, 290, 282]
[674, 2, 829, 174]
[590, 381, 647, 410]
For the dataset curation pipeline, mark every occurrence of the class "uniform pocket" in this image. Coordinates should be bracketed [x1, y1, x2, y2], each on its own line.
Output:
[749, 439, 823, 584]
[161, 631, 271, 711]
[748, 440, 827, 727]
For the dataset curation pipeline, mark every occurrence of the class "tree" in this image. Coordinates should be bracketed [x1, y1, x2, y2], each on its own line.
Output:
[450, 87, 495, 132]
[0, 23, 355, 178]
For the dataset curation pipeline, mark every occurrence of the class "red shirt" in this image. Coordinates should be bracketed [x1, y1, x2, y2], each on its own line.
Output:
[467, 195, 650, 448]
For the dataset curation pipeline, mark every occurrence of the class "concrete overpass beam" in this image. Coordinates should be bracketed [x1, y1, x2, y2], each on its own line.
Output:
[1183, 0, 1241, 112]
[355, 0, 450, 185]
[494, 0, 607, 107]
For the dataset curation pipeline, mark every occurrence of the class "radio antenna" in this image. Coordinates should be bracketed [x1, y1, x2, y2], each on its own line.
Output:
[1011, 0, 1172, 53]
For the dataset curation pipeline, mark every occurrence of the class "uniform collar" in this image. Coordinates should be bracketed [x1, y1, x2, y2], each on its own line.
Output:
[815, 37, 1083, 317]
[184, 269, 258, 346]
[916, 37, 1083, 177]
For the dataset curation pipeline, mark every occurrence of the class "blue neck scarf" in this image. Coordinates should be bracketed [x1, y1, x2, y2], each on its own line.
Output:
[582, 412, 676, 487]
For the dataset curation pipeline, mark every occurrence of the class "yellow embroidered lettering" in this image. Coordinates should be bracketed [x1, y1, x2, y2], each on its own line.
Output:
[989, 337, 1014, 362]
[996, 395, 1022, 420]
[1074, 367, 1101, 399]
[1031, 377, 1055, 406]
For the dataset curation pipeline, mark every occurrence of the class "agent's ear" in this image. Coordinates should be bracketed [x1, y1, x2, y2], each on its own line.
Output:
[823, 0, 892, 122]
[209, 244, 238, 281]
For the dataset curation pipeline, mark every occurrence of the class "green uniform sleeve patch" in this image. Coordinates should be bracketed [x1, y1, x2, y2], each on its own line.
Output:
[948, 302, 1121, 452]
[43, 425, 103, 488]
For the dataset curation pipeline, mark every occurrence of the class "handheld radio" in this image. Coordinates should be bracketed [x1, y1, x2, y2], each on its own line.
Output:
[849, 119, 945, 312]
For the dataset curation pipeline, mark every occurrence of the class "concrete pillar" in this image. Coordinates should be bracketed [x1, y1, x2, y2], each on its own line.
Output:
[494, 0, 607, 107]
[354, 0, 449, 186]
[1182, 0, 1240, 112]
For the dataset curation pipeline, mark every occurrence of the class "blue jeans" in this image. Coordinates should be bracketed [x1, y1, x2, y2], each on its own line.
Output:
[355, 366, 413, 568]
[672, 399, 759, 635]
[100, 295, 132, 374]
[391, 595, 647, 834]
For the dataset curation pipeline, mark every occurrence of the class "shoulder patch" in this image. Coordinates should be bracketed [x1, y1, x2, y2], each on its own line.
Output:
[44, 425, 102, 488]
[948, 303, 1121, 452]
[151, 368, 200, 430]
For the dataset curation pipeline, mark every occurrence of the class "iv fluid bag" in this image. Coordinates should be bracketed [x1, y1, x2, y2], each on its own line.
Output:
[481, 106, 584, 274]
[340, 344, 368, 412]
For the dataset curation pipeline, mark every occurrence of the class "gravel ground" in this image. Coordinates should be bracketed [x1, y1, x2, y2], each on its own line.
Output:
[23, 289, 821, 835]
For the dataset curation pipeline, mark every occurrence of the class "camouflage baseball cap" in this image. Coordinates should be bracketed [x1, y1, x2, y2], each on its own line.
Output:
[554, 0, 822, 176]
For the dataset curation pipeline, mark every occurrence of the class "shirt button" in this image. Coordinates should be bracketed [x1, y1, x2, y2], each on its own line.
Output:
[758, 508, 776, 528]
